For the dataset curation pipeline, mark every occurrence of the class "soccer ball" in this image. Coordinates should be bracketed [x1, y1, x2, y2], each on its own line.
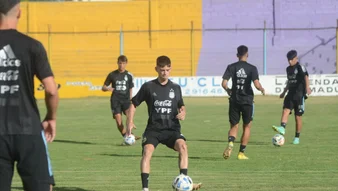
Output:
[124, 134, 135, 145]
[272, 134, 285, 146]
[172, 174, 193, 191]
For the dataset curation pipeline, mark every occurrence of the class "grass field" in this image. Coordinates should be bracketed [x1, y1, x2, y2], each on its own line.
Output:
[11, 96, 338, 191]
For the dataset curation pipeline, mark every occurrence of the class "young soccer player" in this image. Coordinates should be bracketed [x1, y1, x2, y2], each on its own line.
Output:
[102, 55, 140, 142]
[1, 0, 59, 190]
[222, 45, 265, 160]
[126, 56, 202, 191]
[272, 50, 311, 144]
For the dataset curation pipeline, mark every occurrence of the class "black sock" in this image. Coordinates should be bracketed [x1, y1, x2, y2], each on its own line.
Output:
[295, 132, 300, 138]
[141, 173, 149, 188]
[239, 145, 246, 153]
[122, 133, 126, 137]
[228, 136, 235, 143]
[281, 122, 286, 128]
[180, 169, 188, 175]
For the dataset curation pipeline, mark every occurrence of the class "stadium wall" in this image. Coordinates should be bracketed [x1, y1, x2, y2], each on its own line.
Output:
[198, 0, 337, 76]
[34, 74, 338, 98]
[17, 1, 203, 99]
[18, 1, 202, 78]
[16, 1, 337, 99]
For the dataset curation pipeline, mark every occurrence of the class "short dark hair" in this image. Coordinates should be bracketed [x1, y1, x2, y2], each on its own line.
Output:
[237, 45, 248, 57]
[156, 55, 171, 67]
[0, 0, 20, 14]
[286, 50, 297, 61]
[117, 55, 128, 63]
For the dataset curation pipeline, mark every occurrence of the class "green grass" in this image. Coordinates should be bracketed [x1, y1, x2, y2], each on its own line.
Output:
[11, 96, 338, 191]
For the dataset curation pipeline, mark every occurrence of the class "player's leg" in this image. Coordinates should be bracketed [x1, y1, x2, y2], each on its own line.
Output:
[111, 99, 126, 137]
[173, 139, 188, 174]
[237, 104, 254, 160]
[166, 132, 201, 190]
[273, 95, 293, 135]
[293, 97, 305, 144]
[122, 101, 140, 140]
[16, 132, 55, 191]
[0, 135, 15, 191]
[114, 113, 126, 136]
[223, 101, 240, 159]
[140, 131, 160, 191]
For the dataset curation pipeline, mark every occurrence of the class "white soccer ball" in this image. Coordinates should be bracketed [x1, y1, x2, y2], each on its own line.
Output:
[124, 134, 136, 145]
[272, 134, 285, 146]
[172, 174, 193, 191]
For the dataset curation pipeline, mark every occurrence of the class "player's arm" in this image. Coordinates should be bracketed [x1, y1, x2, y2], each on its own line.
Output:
[34, 41, 59, 142]
[222, 65, 232, 96]
[252, 67, 265, 95]
[176, 87, 186, 120]
[102, 74, 114, 92]
[43, 78, 59, 120]
[129, 73, 134, 100]
[129, 88, 133, 100]
[126, 84, 147, 136]
[282, 81, 289, 93]
[305, 75, 311, 95]
[301, 65, 311, 95]
[253, 80, 265, 95]
[102, 85, 113, 92]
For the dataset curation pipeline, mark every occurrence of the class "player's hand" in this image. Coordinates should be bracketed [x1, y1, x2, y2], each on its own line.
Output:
[176, 108, 186, 121]
[260, 88, 265, 95]
[279, 92, 285, 99]
[42, 119, 56, 143]
[306, 87, 312, 95]
[225, 88, 232, 96]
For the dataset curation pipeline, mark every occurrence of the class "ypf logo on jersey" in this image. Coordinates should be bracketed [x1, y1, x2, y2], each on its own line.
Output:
[0, 45, 21, 95]
[154, 100, 172, 114]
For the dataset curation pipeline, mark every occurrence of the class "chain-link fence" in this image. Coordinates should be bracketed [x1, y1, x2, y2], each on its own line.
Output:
[26, 25, 337, 78]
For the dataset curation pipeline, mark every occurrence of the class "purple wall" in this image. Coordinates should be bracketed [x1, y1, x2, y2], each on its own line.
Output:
[197, 0, 338, 76]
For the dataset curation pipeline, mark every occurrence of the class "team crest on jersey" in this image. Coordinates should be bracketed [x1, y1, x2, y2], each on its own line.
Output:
[169, 89, 175, 99]
[124, 75, 128, 81]
[294, 68, 298, 74]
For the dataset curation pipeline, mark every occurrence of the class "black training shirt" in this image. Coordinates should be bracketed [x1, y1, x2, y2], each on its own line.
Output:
[286, 63, 309, 98]
[104, 70, 134, 101]
[0, 29, 53, 135]
[222, 61, 259, 104]
[131, 79, 184, 132]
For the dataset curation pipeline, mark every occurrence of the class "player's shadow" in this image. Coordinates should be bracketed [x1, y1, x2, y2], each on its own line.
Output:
[54, 139, 95, 145]
[54, 187, 92, 191]
[189, 139, 266, 145]
[101, 153, 218, 160]
[12, 187, 91, 191]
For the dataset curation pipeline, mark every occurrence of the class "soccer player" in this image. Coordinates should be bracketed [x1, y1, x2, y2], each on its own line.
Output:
[272, 50, 311, 144]
[126, 56, 202, 191]
[0, 0, 59, 190]
[102, 55, 140, 141]
[222, 45, 265, 160]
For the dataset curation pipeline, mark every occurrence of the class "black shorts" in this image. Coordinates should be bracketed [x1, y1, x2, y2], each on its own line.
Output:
[110, 98, 130, 116]
[229, 101, 254, 125]
[283, 94, 305, 116]
[141, 130, 186, 151]
[0, 131, 55, 191]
